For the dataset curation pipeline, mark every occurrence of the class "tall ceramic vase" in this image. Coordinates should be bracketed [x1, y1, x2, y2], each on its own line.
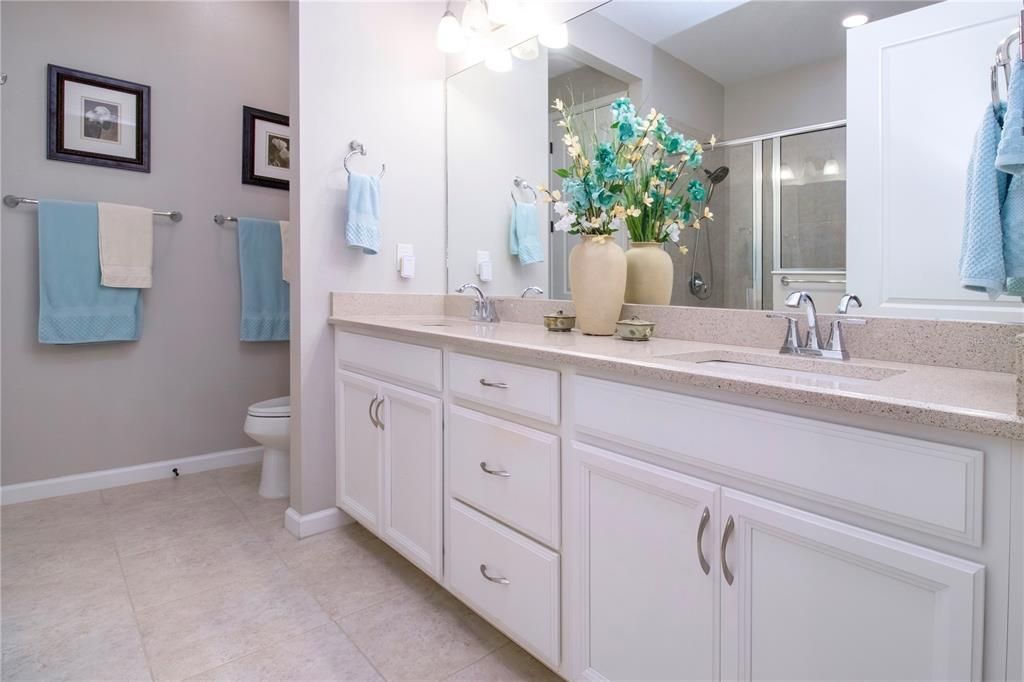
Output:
[569, 235, 627, 335]
[625, 242, 674, 305]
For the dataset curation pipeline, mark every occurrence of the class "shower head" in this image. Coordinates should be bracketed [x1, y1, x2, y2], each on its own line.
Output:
[704, 166, 730, 185]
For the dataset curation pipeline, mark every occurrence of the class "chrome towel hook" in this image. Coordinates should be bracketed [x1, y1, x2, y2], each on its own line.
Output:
[510, 176, 537, 203]
[343, 140, 385, 179]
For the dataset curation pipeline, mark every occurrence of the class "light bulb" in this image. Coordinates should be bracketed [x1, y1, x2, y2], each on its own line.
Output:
[823, 158, 840, 176]
[842, 14, 868, 28]
[511, 37, 539, 61]
[538, 23, 568, 49]
[779, 164, 794, 181]
[485, 48, 513, 72]
[462, 0, 491, 35]
[487, 0, 521, 26]
[436, 10, 466, 53]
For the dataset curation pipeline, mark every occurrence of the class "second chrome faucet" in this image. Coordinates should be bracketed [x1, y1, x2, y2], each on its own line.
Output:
[768, 291, 865, 360]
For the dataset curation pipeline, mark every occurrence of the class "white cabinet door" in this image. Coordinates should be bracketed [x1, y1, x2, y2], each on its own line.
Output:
[720, 489, 984, 682]
[335, 370, 382, 532]
[381, 382, 443, 579]
[565, 442, 719, 682]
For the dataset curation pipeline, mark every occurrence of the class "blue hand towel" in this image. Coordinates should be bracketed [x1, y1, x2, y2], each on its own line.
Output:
[237, 218, 289, 342]
[998, 58, 1024, 175]
[508, 202, 544, 265]
[1003, 174, 1024, 296]
[960, 103, 1009, 297]
[346, 173, 380, 255]
[38, 200, 141, 344]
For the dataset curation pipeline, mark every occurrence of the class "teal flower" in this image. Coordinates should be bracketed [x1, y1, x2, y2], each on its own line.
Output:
[617, 118, 638, 143]
[687, 179, 707, 202]
[593, 187, 616, 209]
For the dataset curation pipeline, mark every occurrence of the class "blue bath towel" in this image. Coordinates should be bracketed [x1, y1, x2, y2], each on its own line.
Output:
[237, 218, 289, 342]
[346, 173, 380, 255]
[998, 57, 1024, 176]
[508, 202, 544, 265]
[38, 200, 141, 344]
[960, 103, 1010, 297]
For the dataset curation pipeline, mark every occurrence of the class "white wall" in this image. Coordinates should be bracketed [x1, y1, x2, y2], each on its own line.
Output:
[447, 48, 549, 295]
[291, 1, 446, 514]
[1, 1, 290, 485]
[724, 57, 846, 139]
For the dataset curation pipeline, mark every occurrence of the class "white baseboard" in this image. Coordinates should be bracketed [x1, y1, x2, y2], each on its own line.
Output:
[285, 506, 352, 539]
[1, 446, 264, 506]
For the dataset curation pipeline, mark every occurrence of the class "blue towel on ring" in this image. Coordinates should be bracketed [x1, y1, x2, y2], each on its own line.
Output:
[237, 218, 289, 341]
[346, 173, 380, 255]
[38, 200, 141, 344]
[960, 103, 1009, 297]
[508, 202, 544, 265]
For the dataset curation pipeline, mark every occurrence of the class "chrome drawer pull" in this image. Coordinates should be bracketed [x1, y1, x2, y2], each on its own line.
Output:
[479, 462, 511, 478]
[697, 506, 711, 576]
[368, 397, 380, 428]
[721, 515, 735, 586]
[479, 379, 509, 389]
[479, 564, 510, 585]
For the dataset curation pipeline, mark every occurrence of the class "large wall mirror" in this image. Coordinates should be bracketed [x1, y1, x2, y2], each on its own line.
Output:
[446, 0, 1024, 323]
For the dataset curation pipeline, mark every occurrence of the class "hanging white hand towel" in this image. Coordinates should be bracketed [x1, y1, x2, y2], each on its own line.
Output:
[279, 220, 293, 283]
[98, 202, 154, 288]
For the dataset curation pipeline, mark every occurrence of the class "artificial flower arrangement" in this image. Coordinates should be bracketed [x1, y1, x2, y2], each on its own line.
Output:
[539, 96, 717, 255]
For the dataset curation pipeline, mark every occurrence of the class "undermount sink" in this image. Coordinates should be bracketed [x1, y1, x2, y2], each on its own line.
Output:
[656, 350, 905, 386]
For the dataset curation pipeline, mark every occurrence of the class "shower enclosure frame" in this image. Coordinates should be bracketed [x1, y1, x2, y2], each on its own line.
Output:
[715, 119, 847, 311]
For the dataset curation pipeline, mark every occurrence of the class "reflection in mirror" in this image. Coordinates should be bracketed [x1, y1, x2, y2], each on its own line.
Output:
[446, 0, 1024, 322]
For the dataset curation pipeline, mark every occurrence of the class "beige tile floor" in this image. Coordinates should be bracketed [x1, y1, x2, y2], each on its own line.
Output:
[1, 465, 560, 682]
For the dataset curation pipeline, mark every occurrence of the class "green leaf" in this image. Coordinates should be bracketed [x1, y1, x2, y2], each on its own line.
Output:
[610, 121, 620, 129]
[554, 168, 572, 179]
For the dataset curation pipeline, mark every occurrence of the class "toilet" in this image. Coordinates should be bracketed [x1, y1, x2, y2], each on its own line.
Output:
[243, 396, 290, 499]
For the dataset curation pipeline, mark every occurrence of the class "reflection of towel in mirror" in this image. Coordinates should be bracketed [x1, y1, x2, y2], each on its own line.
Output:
[998, 58, 1024, 175]
[508, 202, 544, 265]
[346, 173, 380, 255]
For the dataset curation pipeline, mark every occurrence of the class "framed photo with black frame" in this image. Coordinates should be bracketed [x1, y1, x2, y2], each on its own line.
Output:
[242, 106, 290, 190]
[47, 64, 150, 173]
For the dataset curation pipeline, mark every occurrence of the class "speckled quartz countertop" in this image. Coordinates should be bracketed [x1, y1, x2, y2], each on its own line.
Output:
[328, 314, 1022, 441]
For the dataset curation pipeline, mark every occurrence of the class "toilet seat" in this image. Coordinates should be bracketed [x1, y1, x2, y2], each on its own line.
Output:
[248, 396, 290, 418]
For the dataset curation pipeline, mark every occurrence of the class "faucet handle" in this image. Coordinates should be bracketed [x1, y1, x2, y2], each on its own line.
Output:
[767, 313, 801, 354]
[826, 317, 866, 358]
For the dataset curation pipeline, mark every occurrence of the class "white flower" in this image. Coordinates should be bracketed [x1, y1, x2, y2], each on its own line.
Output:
[643, 195, 654, 207]
[552, 98, 565, 112]
[554, 213, 575, 232]
[626, 206, 642, 218]
[666, 222, 681, 243]
[553, 201, 569, 216]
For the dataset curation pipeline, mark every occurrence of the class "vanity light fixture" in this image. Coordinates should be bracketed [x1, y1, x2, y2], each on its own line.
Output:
[436, 9, 466, 53]
[462, 0, 491, 36]
[823, 158, 840, 176]
[779, 164, 795, 181]
[538, 22, 569, 49]
[485, 48, 514, 72]
[842, 13, 868, 28]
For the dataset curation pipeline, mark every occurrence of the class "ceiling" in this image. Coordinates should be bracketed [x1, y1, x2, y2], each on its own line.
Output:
[595, 0, 933, 85]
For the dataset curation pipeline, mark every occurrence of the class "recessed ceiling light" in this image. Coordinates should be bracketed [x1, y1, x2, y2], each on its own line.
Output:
[842, 14, 869, 28]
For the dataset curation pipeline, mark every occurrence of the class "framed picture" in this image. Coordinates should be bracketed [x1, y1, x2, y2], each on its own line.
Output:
[47, 64, 150, 172]
[242, 106, 290, 190]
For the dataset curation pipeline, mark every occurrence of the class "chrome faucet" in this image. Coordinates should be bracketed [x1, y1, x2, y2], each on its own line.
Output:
[767, 291, 866, 360]
[520, 286, 544, 298]
[456, 283, 500, 323]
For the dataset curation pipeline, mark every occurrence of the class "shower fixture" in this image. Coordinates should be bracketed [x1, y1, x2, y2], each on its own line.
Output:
[689, 166, 730, 300]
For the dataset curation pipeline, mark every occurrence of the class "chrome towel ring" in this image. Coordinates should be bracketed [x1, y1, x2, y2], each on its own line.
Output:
[343, 140, 385, 179]
[510, 176, 537, 203]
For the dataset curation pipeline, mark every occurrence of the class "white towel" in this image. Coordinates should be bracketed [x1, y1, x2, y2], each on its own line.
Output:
[98, 202, 154, 288]
[279, 220, 293, 283]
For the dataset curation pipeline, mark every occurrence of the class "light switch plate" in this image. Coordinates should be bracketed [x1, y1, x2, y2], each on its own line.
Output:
[396, 243, 414, 272]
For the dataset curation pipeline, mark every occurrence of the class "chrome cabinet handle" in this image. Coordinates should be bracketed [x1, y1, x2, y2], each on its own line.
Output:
[479, 564, 510, 585]
[368, 396, 380, 428]
[479, 379, 508, 389]
[479, 462, 511, 478]
[374, 397, 384, 429]
[697, 506, 711, 575]
[721, 515, 735, 586]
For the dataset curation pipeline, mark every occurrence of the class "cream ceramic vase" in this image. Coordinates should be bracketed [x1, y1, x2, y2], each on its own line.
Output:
[569, 235, 627, 336]
[625, 242, 674, 305]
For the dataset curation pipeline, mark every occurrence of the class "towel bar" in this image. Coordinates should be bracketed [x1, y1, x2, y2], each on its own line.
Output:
[213, 214, 239, 226]
[3, 195, 182, 222]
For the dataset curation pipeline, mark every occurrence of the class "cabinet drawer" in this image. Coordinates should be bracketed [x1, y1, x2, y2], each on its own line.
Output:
[448, 500, 560, 666]
[448, 353, 559, 424]
[574, 376, 984, 545]
[335, 331, 441, 392]
[449, 406, 560, 547]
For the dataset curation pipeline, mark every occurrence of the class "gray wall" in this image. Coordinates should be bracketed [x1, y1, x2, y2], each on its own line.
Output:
[1, 1, 290, 485]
